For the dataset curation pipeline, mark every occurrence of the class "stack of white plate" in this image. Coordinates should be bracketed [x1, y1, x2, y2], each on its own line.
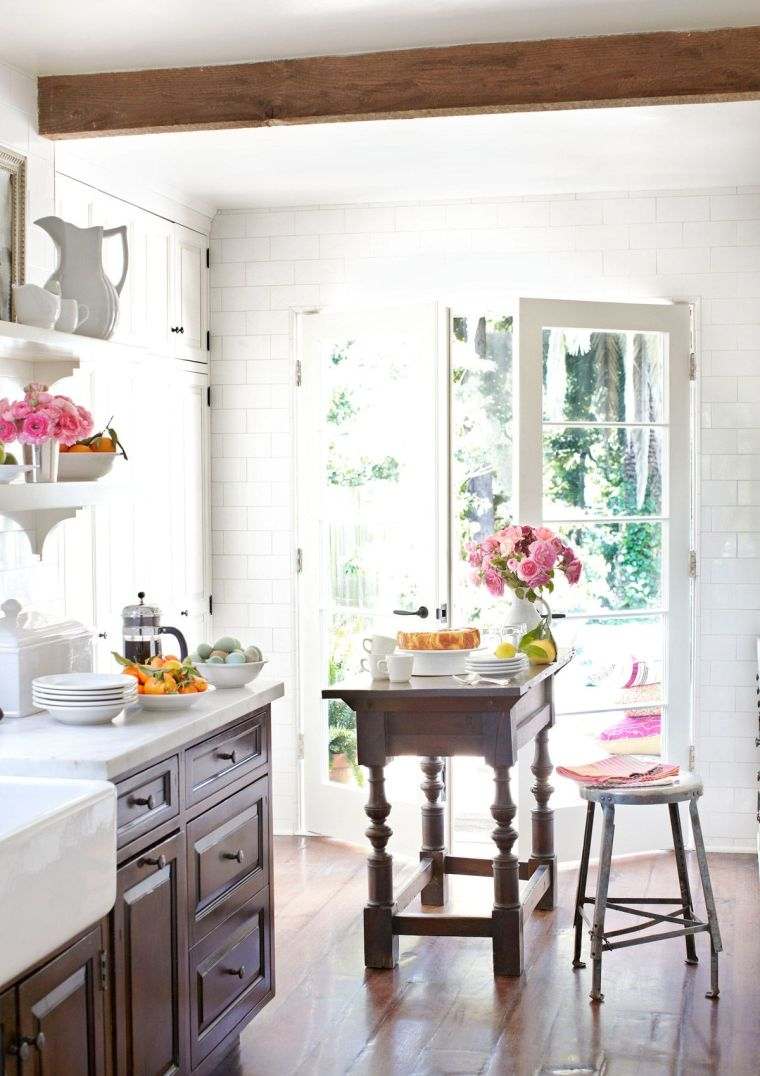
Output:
[33, 673, 137, 726]
[464, 650, 529, 678]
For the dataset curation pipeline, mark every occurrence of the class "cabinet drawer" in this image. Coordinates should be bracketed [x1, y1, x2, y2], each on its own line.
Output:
[189, 887, 272, 1068]
[186, 710, 268, 807]
[116, 756, 179, 848]
[187, 776, 270, 944]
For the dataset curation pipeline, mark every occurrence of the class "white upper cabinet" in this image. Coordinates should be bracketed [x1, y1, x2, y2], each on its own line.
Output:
[54, 176, 209, 362]
[172, 225, 209, 362]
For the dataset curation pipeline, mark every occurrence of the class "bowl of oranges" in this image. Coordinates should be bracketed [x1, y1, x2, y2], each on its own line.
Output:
[58, 420, 127, 482]
[113, 651, 210, 710]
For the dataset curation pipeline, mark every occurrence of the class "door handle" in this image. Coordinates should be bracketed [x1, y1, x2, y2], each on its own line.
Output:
[392, 606, 429, 618]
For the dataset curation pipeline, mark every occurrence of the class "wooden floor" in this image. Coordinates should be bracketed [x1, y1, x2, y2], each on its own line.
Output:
[219, 837, 759, 1075]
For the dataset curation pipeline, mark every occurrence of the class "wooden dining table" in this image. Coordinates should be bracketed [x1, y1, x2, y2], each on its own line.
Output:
[323, 653, 572, 977]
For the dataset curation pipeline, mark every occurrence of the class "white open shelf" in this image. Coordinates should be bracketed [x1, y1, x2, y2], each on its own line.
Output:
[0, 480, 129, 557]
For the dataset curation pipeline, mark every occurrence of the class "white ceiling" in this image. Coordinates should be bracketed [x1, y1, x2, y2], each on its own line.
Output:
[2, 0, 759, 74]
[56, 101, 760, 211]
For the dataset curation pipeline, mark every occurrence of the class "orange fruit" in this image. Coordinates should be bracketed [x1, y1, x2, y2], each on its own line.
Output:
[68, 443, 91, 453]
[193, 678, 208, 692]
[162, 674, 178, 693]
[59, 444, 69, 453]
[93, 436, 115, 453]
[178, 683, 197, 694]
[143, 676, 165, 695]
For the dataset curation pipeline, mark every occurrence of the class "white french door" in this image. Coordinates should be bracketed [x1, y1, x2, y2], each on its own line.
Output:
[296, 304, 448, 849]
[514, 298, 692, 861]
[297, 297, 693, 863]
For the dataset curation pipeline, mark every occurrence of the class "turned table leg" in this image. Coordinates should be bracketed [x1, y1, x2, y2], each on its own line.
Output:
[363, 764, 398, 969]
[529, 725, 557, 910]
[491, 764, 522, 976]
[420, 756, 448, 906]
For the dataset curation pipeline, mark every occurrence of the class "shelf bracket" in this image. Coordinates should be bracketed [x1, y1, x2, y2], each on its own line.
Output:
[1, 507, 80, 557]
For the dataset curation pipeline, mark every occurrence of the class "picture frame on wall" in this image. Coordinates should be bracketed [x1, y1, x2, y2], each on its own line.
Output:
[0, 146, 26, 322]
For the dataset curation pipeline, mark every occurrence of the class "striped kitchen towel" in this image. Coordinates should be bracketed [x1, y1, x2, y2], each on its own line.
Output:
[556, 754, 679, 787]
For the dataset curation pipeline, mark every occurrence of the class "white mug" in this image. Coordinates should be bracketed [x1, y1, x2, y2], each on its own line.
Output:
[360, 634, 396, 679]
[377, 652, 414, 683]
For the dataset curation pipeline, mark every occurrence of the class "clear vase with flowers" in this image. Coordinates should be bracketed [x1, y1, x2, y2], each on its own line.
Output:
[467, 524, 582, 663]
[0, 382, 94, 482]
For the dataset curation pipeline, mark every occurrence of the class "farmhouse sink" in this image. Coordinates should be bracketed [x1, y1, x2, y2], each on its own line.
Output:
[0, 776, 116, 988]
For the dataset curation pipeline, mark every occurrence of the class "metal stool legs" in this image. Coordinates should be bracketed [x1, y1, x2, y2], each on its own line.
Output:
[589, 802, 615, 1002]
[689, 798, 723, 999]
[572, 801, 595, 968]
[668, 802, 699, 965]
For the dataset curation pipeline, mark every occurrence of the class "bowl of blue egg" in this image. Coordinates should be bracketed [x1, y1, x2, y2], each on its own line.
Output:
[190, 637, 268, 689]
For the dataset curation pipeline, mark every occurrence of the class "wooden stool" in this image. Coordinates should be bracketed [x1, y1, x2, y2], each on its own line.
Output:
[572, 774, 722, 1003]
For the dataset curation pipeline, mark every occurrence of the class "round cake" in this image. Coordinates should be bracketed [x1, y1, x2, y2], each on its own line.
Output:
[396, 628, 480, 651]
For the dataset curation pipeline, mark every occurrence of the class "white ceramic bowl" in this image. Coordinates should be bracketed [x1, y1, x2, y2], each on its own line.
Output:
[45, 702, 127, 726]
[396, 648, 473, 676]
[138, 688, 212, 711]
[195, 660, 267, 689]
[0, 464, 34, 484]
[57, 452, 119, 482]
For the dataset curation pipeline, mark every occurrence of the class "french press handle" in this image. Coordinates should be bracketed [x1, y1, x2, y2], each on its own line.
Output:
[159, 625, 188, 659]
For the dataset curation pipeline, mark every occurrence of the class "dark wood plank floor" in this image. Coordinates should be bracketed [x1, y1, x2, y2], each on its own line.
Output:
[218, 837, 759, 1075]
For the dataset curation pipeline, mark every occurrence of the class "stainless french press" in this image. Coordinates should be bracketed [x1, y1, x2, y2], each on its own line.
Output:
[121, 592, 188, 665]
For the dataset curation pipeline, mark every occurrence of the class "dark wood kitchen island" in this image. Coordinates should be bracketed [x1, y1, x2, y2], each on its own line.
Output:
[323, 655, 571, 977]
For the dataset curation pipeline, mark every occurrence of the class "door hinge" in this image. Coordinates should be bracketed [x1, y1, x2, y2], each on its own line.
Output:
[295, 359, 302, 387]
[208, 594, 213, 616]
[688, 745, 696, 772]
[297, 732, 305, 760]
[689, 352, 697, 381]
[206, 247, 210, 269]
[206, 385, 211, 407]
[98, 950, 108, 991]
[296, 547, 303, 573]
[206, 329, 211, 352]
[688, 550, 697, 578]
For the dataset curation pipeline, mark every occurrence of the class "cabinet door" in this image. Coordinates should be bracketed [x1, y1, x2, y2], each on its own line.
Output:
[144, 215, 175, 356]
[16, 927, 106, 1075]
[168, 370, 211, 645]
[1, 988, 17, 1076]
[113, 830, 189, 1076]
[172, 226, 208, 362]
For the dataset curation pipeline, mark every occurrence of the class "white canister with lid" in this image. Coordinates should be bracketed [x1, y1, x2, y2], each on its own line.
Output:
[0, 599, 94, 718]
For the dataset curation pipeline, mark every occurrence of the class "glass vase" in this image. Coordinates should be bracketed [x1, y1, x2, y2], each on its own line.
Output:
[22, 441, 60, 483]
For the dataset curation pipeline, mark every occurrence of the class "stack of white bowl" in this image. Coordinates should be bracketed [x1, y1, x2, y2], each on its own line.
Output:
[465, 649, 529, 678]
[33, 673, 137, 725]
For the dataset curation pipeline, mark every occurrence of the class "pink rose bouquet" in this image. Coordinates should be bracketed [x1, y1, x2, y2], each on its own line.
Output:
[0, 383, 94, 447]
[467, 523, 582, 603]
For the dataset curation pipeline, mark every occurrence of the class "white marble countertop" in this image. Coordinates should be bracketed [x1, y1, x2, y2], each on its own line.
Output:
[0, 680, 285, 781]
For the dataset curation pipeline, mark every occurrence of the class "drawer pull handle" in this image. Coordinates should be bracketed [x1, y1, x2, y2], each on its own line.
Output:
[223, 848, 245, 864]
[129, 793, 156, 810]
[228, 965, 246, 979]
[139, 853, 167, 870]
[10, 1032, 45, 1057]
[217, 749, 238, 765]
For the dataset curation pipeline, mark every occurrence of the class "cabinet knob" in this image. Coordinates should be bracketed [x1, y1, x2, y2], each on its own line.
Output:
[180, 609, 189, 617]
[228, 965, 246, 979]
[9, 1032, 44, 1057]
[98, 632, 108, 639]
[129, 793, 156, 811]
[222, 848, 245, 864]
[138, 853, 166, 870]
[170, 325, 185, 334]
[217, 749, 238, 765]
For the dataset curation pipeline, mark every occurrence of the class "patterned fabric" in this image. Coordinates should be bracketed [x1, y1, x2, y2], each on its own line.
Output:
[557, 754, 679, 788]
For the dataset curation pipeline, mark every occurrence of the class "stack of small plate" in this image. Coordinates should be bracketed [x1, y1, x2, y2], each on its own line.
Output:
[33, 673, 137, 726]
[464, 650, 529, 678]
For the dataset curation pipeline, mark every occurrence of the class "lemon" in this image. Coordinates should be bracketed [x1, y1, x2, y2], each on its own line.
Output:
[494, 641, 517, 659]
[525, 639, 556, 665]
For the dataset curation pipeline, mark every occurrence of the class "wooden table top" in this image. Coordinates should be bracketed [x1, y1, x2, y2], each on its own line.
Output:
[323, 651, 572, 702]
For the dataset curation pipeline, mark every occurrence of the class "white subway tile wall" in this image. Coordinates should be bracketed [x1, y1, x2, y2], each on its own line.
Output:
[211, 188, 760, 848]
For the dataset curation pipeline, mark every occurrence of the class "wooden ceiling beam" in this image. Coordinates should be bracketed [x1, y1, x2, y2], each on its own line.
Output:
[39, 25, 760, 139]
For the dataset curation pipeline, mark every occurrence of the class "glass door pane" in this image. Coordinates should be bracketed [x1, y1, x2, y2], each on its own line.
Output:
[298, 304, 445, 850]
[516, 299, 692, 860]
[449, 311, 516, 850]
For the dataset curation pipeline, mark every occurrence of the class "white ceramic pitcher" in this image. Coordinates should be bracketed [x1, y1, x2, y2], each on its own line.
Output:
[36, 216, 128, 340]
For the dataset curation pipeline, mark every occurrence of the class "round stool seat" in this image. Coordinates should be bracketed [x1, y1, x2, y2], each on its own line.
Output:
[579, 772, 702, 806]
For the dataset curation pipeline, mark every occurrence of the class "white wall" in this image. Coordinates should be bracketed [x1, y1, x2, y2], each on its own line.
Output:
[210, 188, 760, 850]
